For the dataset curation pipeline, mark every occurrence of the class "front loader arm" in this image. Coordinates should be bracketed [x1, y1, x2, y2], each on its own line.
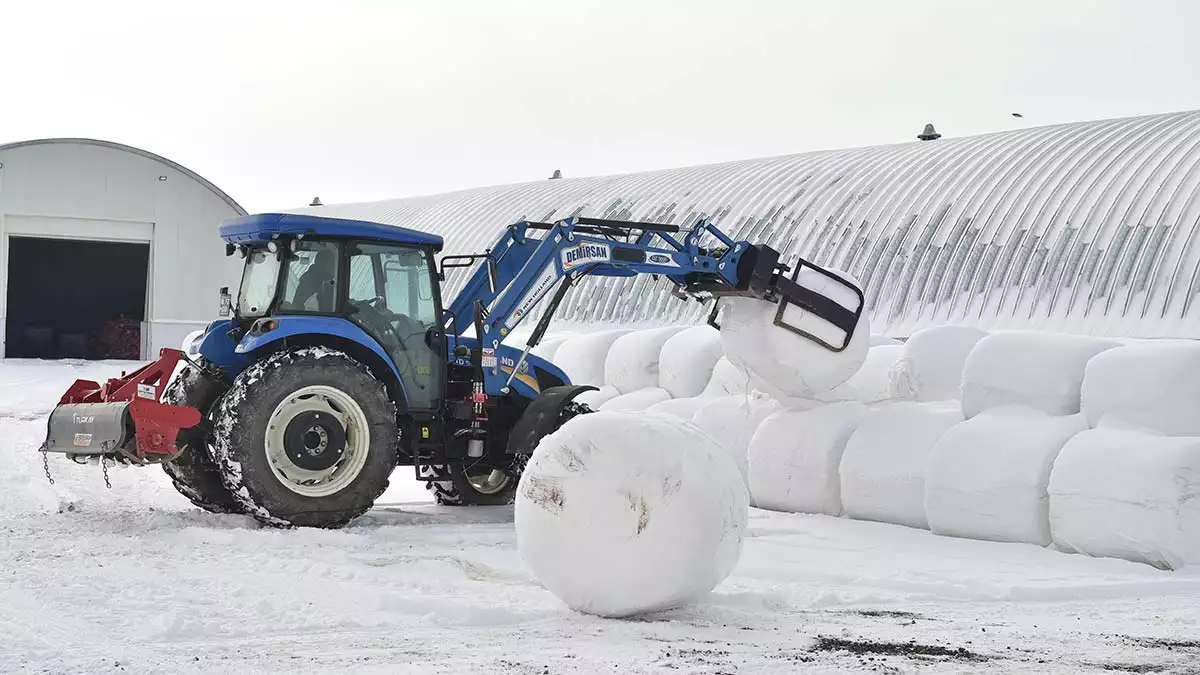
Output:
[446, 215, 863, 365]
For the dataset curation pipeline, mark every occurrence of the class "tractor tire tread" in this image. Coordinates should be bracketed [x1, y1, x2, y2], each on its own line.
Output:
[161, 360, 243, 515]
[210, 348, 397, 529]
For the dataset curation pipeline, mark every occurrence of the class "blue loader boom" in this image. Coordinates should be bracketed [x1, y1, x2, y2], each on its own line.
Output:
[37, 212, 863, 529]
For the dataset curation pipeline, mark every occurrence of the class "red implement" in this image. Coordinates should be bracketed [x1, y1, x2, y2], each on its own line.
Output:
[46, 348, 201, 458]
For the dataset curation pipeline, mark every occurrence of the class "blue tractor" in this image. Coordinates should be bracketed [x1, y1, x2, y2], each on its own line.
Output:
[39, 212, 863, 528]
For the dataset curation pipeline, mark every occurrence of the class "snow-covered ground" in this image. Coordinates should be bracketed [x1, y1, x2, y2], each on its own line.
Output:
[4, 360, 1200, 674]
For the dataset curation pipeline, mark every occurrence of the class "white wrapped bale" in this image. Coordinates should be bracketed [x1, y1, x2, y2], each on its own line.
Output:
[691, 394, 784, 486]
[959, 331, 1119, 418]
[530, 335, 572, 362]
[1048, 429, 1200, 569]
[574, 385, 621, 408]
[599, 388, 673, 411]
[719, 288, 871, 399]
[645, 397, 709, 420]
[839, 401, 962, 529]
[553, 329, 633, 386]
[817, 344, 905, 404]
[659, 326, 725, 398]
[603, 326, 687, 394]
[925, 407, 1087, 545]
[747, 402, 869, 515]
[888, 325, 988, 402]
[701, 357, 754, 397]
[515, 411, 749, 617]
[1080, 342, 1200, 436]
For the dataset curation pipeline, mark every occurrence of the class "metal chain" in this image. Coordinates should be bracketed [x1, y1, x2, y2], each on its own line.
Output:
[100, 455, 112, 489]
[41, 448, 54, 485]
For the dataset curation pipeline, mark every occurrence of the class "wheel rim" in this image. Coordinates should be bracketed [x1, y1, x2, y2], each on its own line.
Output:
[264, 385, 371, 497]
[465, 466, 510, 495]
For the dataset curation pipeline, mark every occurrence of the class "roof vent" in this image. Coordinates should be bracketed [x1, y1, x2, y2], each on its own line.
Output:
[549, 169, 562, 179]
[310, 197, 323, 207]
[917, 123, 942, 141]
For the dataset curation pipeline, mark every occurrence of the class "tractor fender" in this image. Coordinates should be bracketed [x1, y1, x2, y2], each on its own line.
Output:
[506, 384, 597, 457]
[234, 316, 408, 407]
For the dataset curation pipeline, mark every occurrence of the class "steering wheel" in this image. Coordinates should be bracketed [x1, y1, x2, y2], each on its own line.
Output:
[364, 296, 391, 314]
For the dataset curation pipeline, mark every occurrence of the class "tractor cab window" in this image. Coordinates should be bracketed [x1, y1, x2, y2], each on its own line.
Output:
[346, 243, 443, 410]
[237, 246, 281, 318]
[279, 241, 341, 313]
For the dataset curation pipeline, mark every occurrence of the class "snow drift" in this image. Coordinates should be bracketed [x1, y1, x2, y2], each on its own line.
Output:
[925, 407, 1087, 545]
[888, 325, 988, 402]
[959, 331, 1119, 418]
[747, 402, 869, 515]
[1081, 342, 1200, 436]
[515, 411, 748, 617]
[839, 401, 962, 529]
[719, 290, 870, 399]
[1049, 429, 1200, 570]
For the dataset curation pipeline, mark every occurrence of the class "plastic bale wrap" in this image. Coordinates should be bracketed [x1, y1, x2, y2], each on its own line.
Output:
[747, 402, 869, 515]
[839, 401, 963, 529]
[959, 331, 1120, 418]
[603, 326, 687, 394]
[646, 397, 710, 420]
[702, 357, 755, 397]
[1081, 342, 1200, 436]
[599, 388, 673, 412]
[530, 335, 572, 363]
[515, 411, 749, 617]
[552, 329, 633, 387]
[1048, 429, 1200, 569]
[925, 406, 1087, 545]
[719, 285, 871, 400]
[574, 385, 621, 408]
[691, 394, 787, 487]
[659, 326, 725, 398]
[817, 344, 905, 404]
[888, 325, 988, 402]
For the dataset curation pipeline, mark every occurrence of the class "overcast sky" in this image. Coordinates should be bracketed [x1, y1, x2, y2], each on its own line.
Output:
[3, 0, 1200, 213]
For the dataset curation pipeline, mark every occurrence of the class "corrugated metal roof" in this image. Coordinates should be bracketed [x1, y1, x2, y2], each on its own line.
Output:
[286, 109, 1200, 338]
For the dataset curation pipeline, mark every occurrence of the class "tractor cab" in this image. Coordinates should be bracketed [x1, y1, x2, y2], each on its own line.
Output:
[219, 213, 448, 411]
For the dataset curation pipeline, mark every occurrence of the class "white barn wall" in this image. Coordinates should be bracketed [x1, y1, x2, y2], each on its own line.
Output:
[0, 139, 245, 358]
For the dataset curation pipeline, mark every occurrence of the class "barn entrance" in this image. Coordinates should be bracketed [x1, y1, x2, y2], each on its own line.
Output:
[5, 236, 149, 360]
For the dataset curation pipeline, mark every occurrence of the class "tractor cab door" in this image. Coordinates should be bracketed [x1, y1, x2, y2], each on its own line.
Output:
[345, 242, 445, 411]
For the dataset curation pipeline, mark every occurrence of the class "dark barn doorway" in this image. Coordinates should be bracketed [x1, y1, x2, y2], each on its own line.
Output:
[5, 236, 149, 360]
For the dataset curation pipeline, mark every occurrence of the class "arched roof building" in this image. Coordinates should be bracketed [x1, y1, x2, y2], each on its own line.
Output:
[0, 138, 245, 359]
[291, 109, 1200, 339]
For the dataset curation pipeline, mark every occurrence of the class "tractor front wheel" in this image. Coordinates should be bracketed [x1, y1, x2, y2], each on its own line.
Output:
[427, 400, 593, 506]
[211, 348, 398, 528]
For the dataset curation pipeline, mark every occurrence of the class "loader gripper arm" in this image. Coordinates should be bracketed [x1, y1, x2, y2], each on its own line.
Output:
[446, 215, 863, 355]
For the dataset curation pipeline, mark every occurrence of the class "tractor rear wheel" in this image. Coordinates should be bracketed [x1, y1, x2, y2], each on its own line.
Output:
[161, 358, 243, 514]
[210, 348, 399, 528]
